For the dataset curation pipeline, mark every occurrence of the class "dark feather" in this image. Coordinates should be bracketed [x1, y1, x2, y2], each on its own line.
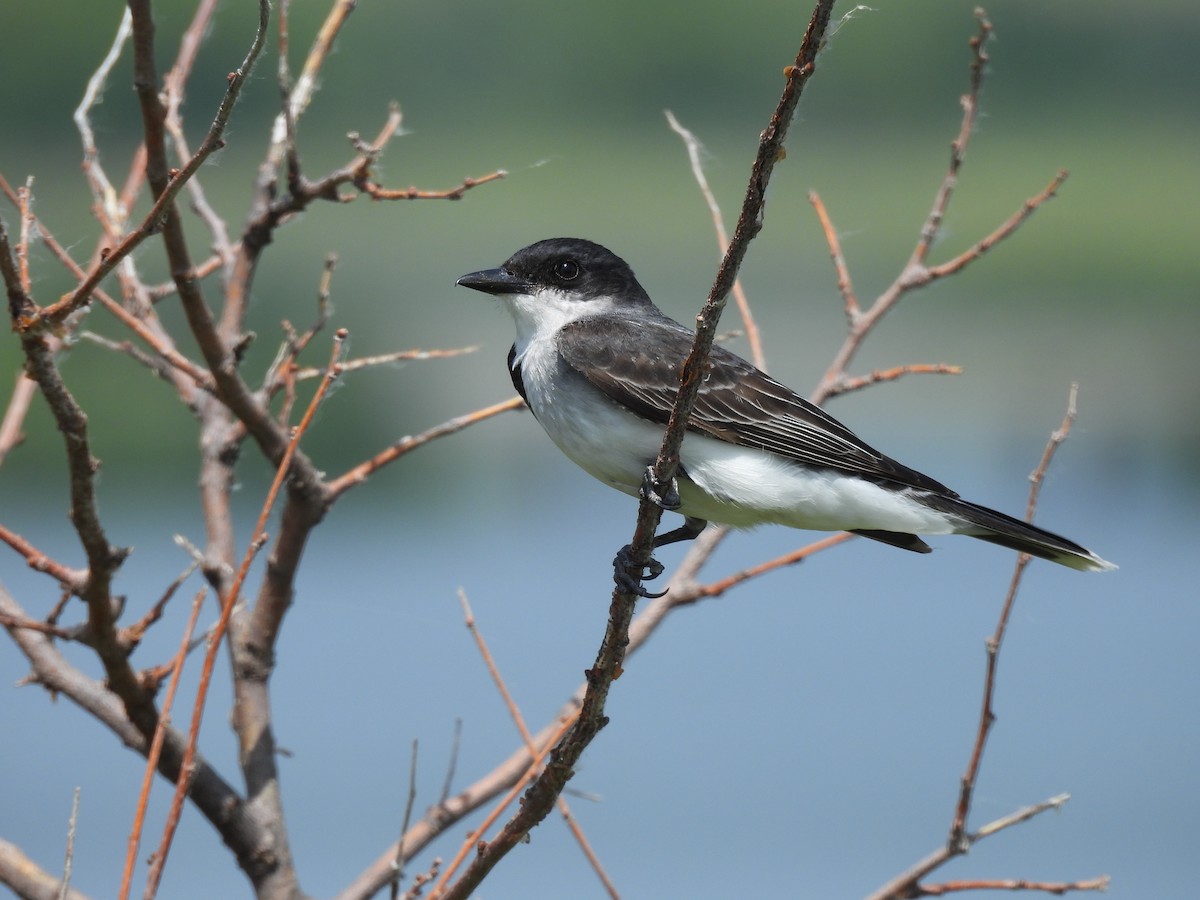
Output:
[507, 344, 529, 405]
[555, 313, 955, 495]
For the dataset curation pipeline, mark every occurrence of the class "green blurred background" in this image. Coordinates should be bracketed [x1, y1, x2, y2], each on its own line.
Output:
[1, 0, 1196, 485]
[1, 1, 1197, 898]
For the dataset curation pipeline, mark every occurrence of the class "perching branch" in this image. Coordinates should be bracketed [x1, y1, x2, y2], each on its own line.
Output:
[435, 6, 838, 898]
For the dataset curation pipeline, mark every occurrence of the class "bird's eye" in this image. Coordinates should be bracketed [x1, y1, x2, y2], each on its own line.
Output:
[553, 259, 580, 281]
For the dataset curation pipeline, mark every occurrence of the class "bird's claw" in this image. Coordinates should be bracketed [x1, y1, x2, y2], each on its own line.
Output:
[613, 544, 668, 599]
[639, 465, 681, 511]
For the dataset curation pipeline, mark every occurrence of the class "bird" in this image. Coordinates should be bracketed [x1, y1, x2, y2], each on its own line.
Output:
[457, 237, 1115, 593]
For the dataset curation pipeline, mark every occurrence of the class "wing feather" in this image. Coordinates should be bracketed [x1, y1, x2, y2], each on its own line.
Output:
[555, 314, 955, 495]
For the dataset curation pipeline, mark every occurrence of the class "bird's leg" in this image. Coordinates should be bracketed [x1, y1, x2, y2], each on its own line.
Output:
[613, 515, 708, 599]
[639, 464, 681, 511]
[652, 515, 708, 549]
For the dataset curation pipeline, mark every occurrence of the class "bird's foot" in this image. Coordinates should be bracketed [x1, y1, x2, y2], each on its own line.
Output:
[639, 465, 681, 511]
[613, 544, 668, 599]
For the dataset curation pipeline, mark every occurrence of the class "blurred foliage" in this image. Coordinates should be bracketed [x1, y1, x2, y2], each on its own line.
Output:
[0, 0, 1196, 500]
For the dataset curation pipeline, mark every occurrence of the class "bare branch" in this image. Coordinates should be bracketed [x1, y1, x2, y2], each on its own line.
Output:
[665, 110, 763, 367]
[0, 584, 265, 885]
[438, 7, 838, 898]
[919, 875, 1110, 896]
[809, 12, 1063, 407]
[31, 0, 272, 329]
[357, 170, 508, 202]
[458, 590, 619, 897]
[870, 386, 1092, 900]
[390, 740, 420, 900]
[824, 362, 964, 400]
[911, 9, 992, 269]
[147, 330, 345, 898]
[0, 837, 89, 900]
[0, 523, 88, 595]
[120, 589, 206, 900]
[948, 384, 1080, 847]
[327, 396, 525, 499]
[809, 189, 859, 321]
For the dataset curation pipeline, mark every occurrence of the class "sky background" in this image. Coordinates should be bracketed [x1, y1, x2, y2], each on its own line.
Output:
[1, 0, 1197, 897]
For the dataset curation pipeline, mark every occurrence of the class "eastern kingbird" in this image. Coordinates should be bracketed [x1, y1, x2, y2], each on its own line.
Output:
[458, 237, 1115, 588]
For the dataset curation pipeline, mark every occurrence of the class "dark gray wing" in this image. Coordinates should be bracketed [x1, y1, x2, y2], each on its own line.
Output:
[555, 313, 956, 495]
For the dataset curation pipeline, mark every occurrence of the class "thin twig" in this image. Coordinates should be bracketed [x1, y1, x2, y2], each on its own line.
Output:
[357, 170, 507, 202]
[390, 739, 419, 900]
[809, 190, 859, 321]
[919, 875, 1110, 896]
[665, 110, 763, 368]
[74, 7, 135, 241]
[437, 8, 836, 900]
[328, 396, 525, 498]
[144, 330, 346, 898]
[690, 533, 856, 601]
[431, 716, 578, 897]
[294, 346, 479, 381]
[824, 363, 963, 399]
[869, 387, 1090, 900]
[119, 588, 206, 900]
[948, 383, 1079, 847]
[457, 590, 619, 897]
[58, 787, 80, 900]
[0, 373, 37, 465]
[808, 11, 1064, 407]
[439, 719, 463, 806]
[29, 0, 271, 329]
[119, 560, 200, 649]
[0, 523, 89, 594]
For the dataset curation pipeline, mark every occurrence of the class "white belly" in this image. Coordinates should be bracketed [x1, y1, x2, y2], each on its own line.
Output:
[516, 338, 955, 537]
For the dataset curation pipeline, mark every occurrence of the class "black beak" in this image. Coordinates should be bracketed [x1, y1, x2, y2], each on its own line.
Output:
[456, 267, 533, 296]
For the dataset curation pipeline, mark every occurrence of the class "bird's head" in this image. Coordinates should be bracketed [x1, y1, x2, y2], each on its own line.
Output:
[457, 238, 652, 341]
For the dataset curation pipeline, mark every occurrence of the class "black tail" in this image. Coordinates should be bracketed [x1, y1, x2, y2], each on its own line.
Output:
[923, 495, 1116, 572]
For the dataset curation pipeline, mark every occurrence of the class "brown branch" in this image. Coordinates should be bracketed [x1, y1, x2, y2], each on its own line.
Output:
[2, 217, 149, 730]
[665, 109, 764, 368]
[913, 170, 1069, 287]
[869, 386, 1090, 900]
[327, 396, 526, 498]
[0, 373, 37, 465]
[911, 9, 992, 269]
[0, 837, 90, 900]
[28, 0, 270, 330]
[0, 611, 74, 641]
[0, 173, 214, 396]
[0, 523, 88, 594]
[809, 189, 859, 320]
[869, 795, 1073, 900]
[438, 7, 837, 899]
[458, 591, 618, 897]
[919, 876, 1110, 896]
[689, 532, 856, 601]
[357, 170, 508, 202]
[824, 363, 964, 399]
[294, 345, 479, 381]
[390, 739, 420, 900]
[119, 560, 199, 650]
[809, 11, 1063, 407]
[119, 588, 205, 900]
[432, 716, 578, 897]
[0, 584, 269, 888]
[948, 384, 1079, 847]
[146, 330, 344, 898]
